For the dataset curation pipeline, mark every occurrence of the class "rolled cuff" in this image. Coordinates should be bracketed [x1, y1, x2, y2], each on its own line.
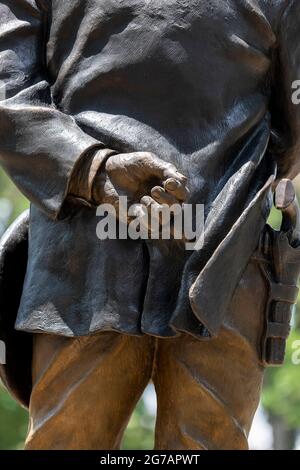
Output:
[67, 147, 117, 206]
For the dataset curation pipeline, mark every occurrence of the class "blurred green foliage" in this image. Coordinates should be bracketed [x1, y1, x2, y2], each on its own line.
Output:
[122, 399, 155, 450]
[263, 330, 300, 430]
[0, 170, 299, 449]
[0, 385, 28, 450]
[0, 168, 29, 223]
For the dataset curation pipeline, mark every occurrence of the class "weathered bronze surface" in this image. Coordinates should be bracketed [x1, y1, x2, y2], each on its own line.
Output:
[0, 0, 300, 450]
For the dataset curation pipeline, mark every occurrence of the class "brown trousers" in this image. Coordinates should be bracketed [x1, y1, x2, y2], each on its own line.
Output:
[25, 257, 267, 450]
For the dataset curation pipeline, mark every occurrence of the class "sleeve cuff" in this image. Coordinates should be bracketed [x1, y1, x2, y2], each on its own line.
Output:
[67, 147, 117, 205]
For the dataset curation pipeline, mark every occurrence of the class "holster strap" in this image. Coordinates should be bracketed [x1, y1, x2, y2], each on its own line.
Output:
[266, 322, 291, 339]
[269, 283, 299, 304]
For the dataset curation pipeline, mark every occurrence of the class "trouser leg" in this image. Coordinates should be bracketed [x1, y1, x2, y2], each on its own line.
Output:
[154, 257, 267, 450]
[25, 331, 154, 450]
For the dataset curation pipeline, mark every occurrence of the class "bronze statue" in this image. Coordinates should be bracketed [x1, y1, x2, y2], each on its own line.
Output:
[0, 0, 300, 450]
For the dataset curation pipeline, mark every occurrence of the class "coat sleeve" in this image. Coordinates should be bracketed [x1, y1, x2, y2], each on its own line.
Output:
[0, 0, 104, 220]
[269, 0, 300, 180]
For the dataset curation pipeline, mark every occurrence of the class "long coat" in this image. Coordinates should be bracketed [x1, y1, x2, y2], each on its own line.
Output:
[0, 1, 300, 347]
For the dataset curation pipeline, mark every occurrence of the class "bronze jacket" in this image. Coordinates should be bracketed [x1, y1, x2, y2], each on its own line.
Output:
[0, 0, 299, 338]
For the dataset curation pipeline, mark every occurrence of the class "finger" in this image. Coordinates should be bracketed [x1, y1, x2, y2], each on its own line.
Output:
[129, 203, 148, 221]
[151, 186, 179, 206]
[161, 163, 188, 186]
[140, 195, 167, 232]
[164, 178, 189, 202]
[143, 156, 187, 185]
[140, 195, 163, 211]
[101, 178, 120, 205]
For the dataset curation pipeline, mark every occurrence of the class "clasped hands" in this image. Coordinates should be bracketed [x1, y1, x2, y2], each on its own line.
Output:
[92, 151, 189, 231]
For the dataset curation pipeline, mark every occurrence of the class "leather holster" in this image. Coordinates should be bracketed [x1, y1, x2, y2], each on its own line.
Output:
[253, 224, 300, 366]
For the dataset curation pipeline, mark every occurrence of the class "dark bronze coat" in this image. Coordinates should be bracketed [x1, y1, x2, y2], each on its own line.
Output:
[0, 0, 300, 344]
